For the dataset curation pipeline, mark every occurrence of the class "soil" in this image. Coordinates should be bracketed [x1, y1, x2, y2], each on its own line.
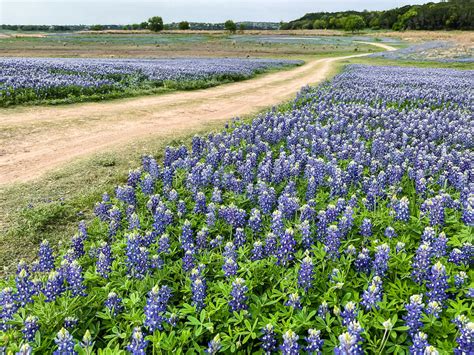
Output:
[0, 42, 395, 186]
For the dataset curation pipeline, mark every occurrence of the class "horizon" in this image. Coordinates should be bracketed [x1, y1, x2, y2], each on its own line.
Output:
[1, 0, 436, 25]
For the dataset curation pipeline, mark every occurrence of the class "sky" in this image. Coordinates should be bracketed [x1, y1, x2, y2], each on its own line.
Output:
[1, 0, 435, 25]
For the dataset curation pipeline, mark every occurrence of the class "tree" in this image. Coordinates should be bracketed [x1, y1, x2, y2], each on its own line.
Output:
[343, 15, 366, 32]
[224, 20, 237, 33]
[313, 19, 327, 29]
[179, 21, 190, 30]
[239, 23, 246, 32]
[139, 21, 148, 30]
[90, 24, 104, 31]
[148, 16, 164, 32]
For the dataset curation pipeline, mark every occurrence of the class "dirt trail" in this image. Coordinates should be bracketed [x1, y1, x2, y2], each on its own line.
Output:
[0, 43, 395, 185]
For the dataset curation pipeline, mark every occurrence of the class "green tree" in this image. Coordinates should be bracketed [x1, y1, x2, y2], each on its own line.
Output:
[313, 19, 327, 29]
[148, 16, 164, 32]
[239, 23, 246, 32]
[139, 21, 148, 29]
[179, 21, 190, 30]
[343, 15, 366, 32]
[224, 20, 237, 33]
[90, 24, 104, 31]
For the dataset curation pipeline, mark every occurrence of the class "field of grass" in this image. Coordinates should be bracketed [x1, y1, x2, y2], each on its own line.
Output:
[0, 32, 382, 59]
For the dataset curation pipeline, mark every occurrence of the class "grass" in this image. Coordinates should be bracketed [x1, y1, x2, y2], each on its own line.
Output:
[345, 56, 474, 70]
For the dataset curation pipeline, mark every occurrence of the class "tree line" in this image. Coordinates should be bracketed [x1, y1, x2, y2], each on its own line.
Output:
[281, 0, 473, 31]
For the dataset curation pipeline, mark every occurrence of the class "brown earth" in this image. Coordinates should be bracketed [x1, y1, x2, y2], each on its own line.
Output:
[0, 42, 395, 186]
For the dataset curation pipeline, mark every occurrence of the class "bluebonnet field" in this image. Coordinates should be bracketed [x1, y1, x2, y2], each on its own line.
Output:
[0, 57, 302, 106]
[1, 64, 473, 354]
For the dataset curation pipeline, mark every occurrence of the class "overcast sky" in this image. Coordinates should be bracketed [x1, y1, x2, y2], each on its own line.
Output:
[1, 0, 435, 25]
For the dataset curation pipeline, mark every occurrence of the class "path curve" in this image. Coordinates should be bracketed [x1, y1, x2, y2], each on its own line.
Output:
[0, 43, 396, 185]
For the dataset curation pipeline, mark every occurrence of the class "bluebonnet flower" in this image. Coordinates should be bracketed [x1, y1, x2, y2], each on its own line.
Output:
[280, 330, 300, 355]
[260, 324, 277, 354]
[223, 242, 237, 260]
[150, 255, 164, 270]
[384, 226, 397, 239]
[421, 227, 436, 244]
[454, 320, 473, 354]
[249, 208, 262, 233]
[126, 327, 148, 355]
[140, 173, 154, 195]
[34, 240, 54, 272]
[71, 234, 85, 260]
[394, 196, 410, 222]
[181, 220, 194, 250]
[431, 232, 447, 258]
[300, 220, 313, 250]
[158, 234, 170, 254]
[316, 211, 327, 240]
[126, 234, 149, 279]
[258, 186, 276, 214]
[64, 317, 78, 329]
[361, 276, 383, 310]
[209, 235, 223, 249]
[96, 243, 112, 278]
[264, 233, 277, 257]
[53, 328, 77, 355]
[22, 315, 39, 342]
[426, 261, 449, 304]
[298, 255, 314, 292]
[461, 195, 473, 227]
[355, 248, 371, 274]
[223, 257, 238, 277]
[195, 228, 209, 250]
[229, 278, 248, 312]
[205, 335, 221, 354]
[425, 301, 442, 319]
[177, 200, 187, 217]
[65, 261, 86, 297]
[234, 228, 246, 248]
[454, 271, 468, 287]
[277, 228, 297, 266]
[94, 193, 111, 221]
[340, 302, 358, 326]
[15, 268, 34, 306]
[194, 192, 207, 214]
[347, 321, 364, 343]
[304, 329, 323, 354]
[115, 185, 136, 206]
[317, 301, 329, 318]
[108, 206, 122, 237]
[211, 187, 222, 204]
[271, 210, 285, 237]
[104, 292, 123, 316]
[43, 271, 65, 302]
[251, 241, 265, 261]
[182, 249, 195, 273]
[334, 332, 362, 355]
[127, 169, 141, 187]
[286, 293, 302, 310]
[396, 242, 406, 253]
[0, 287, 17, 331]
[409, 331, 431, 354]
[191, 277, 207, 312]
[403, 294, 425, 337]
[80, 330, 93, 352]
[411, 242, 432, 284]
[16, 344, 32, 355]
[360, 218, 372, 237]
[144, 285, 172, 332]
[373, 244, 390, 278]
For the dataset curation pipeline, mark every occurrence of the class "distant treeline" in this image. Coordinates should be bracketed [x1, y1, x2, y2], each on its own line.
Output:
[0, 22, 280, 32]
[282, 0, 473, 31]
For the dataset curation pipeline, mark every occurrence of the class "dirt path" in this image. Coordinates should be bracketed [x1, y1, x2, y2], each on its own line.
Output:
[0, 44, 395, 185]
